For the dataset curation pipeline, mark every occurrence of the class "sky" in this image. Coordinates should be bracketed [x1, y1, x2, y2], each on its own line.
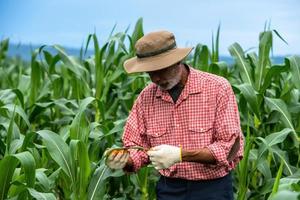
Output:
[0, 0, 299, 56]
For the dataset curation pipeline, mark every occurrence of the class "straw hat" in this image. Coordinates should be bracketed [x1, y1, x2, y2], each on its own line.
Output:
[124, 30, 193, 73]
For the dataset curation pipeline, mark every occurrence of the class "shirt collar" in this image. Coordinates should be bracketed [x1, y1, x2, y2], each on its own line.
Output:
[186, 66, 203, 95]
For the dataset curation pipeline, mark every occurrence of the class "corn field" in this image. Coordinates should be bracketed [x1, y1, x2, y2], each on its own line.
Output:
[0, 18, 299, 200]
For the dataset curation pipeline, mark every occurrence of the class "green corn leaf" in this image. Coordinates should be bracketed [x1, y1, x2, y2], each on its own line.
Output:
[29, 48, 42, 106]
[54, 45, 88, 78]
[130, 17, 144, 52]
[0, 89, 16, 105]
[109, 32, 128, 54]
[53, 98, 76, 116]
[8, 139, 23, 155]
[0, 151, 36, 199]
[129, 166, 151, 200]
[234, 83, 260, 118]
[51, 75, 64, 98]
[228, 42, 253, 86]
[269, 159, 284, 199]
[0, 156, 18, 200]
[215, 24, 220, 62]
[0, 38, 9, 62]
[1, 104, 30, 127]
[5, 105, 15, 156]
[258, 138, 293, 176]
[35, 170, 51, 192]
[94, 34, 108, 100]
[27, 188, 56, 200]
[37, 130, 75, 185]
[88, 164, 110, 200]
[95, 99, 106, 123]
[273, 29, 288, 45]
[247, 52, 259, 69]
[88, 161, 123, 200]
[70, 140, 90, 199]
[48, 168, 61, 188]
[13, 151, 36, 187]
[257, 128, 292, 161]
[21, 132, 36, 151]
[211, 23, 220, 62]
[11, 89, 24, 109]
[286, 56, 300, 89]
[193, 44, 210, 71]
[70, 97, 95, 141]
[209, 61, 228, 76]
[278, 170, 300, 190]
[271, 146, 293, 175]
[271, 191, 300, 200]
[237, 117, 252, 200]
[43, 50, 53, 68]
[260, 63, 289, 94]
[108, 23, 117, 39]
[257, 160, 272, 180]
[84, 34, 93, 57]
[265, 97, 299, 147]
[42, 50, 60, 74]
[256, 31, 272, 90]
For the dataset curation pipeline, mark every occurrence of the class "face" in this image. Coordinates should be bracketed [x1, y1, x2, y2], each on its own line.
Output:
[147, 63, 182, 91]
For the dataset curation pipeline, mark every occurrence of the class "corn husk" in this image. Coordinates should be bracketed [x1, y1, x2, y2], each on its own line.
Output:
[104, 146, 147, 157]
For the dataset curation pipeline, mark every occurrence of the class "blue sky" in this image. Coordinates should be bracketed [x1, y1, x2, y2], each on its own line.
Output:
[0, 0, 299, 56]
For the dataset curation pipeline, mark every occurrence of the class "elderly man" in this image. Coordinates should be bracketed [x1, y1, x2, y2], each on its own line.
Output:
[106, 30, 244, 200]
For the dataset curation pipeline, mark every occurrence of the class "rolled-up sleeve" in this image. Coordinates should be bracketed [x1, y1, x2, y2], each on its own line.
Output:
[207, 82, 244, 170]
[122, 94, 150, 172]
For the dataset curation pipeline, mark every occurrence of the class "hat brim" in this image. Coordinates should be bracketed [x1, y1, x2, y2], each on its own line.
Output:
[123, 47, 193, 73]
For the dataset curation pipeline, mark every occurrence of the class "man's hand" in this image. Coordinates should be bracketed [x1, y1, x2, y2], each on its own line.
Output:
[105, 151, 130, 170]
[147, 144, 181, 170]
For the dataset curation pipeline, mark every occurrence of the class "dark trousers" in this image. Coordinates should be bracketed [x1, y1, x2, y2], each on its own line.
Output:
[156, 174, 234, 200]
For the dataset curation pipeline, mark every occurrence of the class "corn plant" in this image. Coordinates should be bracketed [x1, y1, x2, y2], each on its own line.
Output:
[0, 18, 299, 199]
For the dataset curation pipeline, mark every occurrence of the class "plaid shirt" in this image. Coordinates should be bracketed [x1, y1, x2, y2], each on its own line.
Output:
[123, 66, 244, 180]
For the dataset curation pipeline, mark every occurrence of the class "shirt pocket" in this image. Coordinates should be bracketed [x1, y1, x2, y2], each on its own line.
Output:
[146, 123, 169, 147]
[189, 123, 213, 133]
[188, 119, 214, 148]
[146, 125, 167, 138]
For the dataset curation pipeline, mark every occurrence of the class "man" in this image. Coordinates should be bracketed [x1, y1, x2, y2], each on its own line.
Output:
[106, 30, 244, 200]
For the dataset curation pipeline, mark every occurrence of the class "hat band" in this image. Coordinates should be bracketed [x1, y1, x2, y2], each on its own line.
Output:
[136, 42, 176, 58]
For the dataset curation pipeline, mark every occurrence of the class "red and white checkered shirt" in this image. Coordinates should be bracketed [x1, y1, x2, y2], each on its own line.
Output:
[122, 66, 244, 180]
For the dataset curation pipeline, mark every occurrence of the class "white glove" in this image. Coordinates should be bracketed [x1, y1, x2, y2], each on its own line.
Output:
[147, 144, 181, 170]
[105, 151, 130, 170]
